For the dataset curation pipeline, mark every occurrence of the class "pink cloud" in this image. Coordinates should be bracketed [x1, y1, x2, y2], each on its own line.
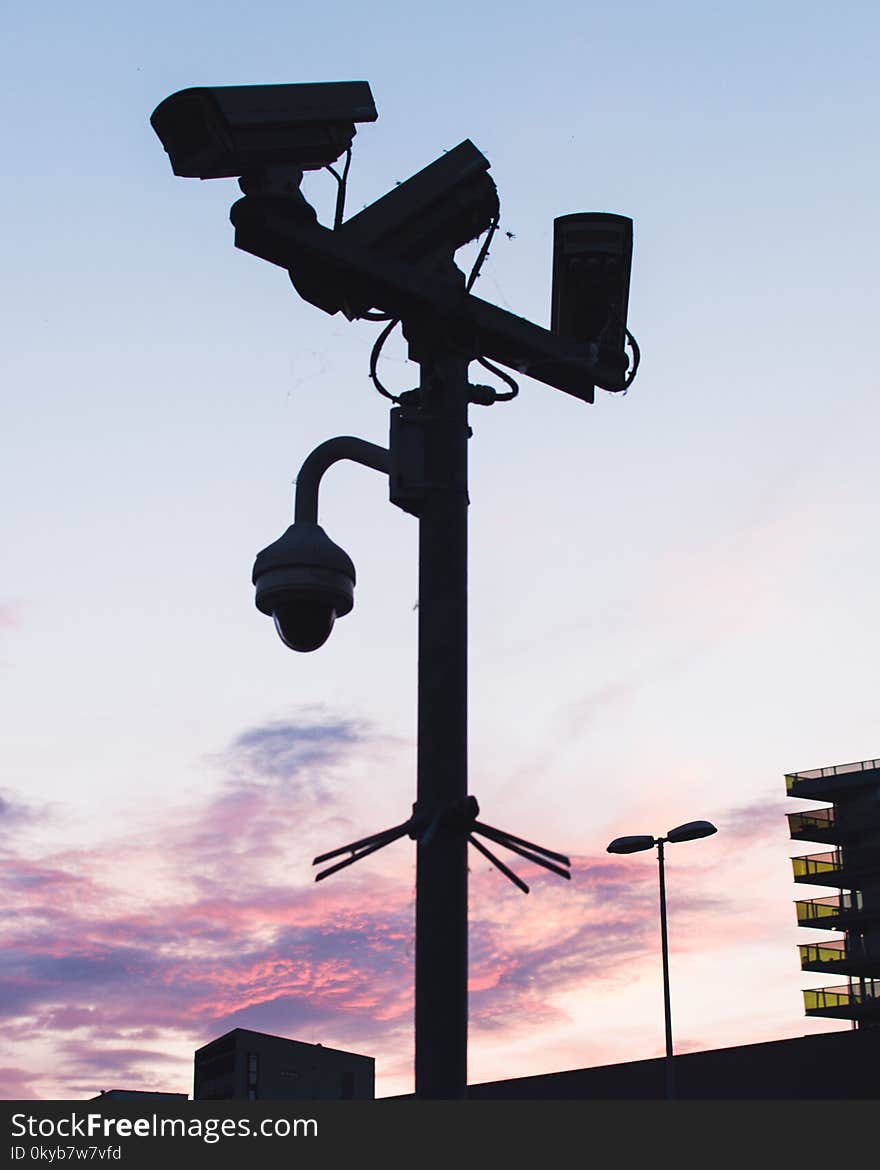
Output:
[1, 712, 787, 1099]
[0, 603, 23, 629]
[0, 1066, 42, 1098]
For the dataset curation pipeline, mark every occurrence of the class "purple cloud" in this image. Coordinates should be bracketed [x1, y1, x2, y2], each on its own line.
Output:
[0, 791, 40, 837]
[716, 798, 790, 843]
[0, 1066, 41, 1098]
[222, 715, 367, 790]
[2, 710, 787, 1099]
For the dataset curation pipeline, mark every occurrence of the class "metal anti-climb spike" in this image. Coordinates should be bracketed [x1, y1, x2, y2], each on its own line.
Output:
[469, 834, 530, 894]
[313, 819, 413, 867]
[313, 820, 412, 882]
[471, 821, 571, 880]
[473, 819, 570, 867]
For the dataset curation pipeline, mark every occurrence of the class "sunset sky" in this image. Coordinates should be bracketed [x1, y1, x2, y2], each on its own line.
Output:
[3, 1, 879, 1099]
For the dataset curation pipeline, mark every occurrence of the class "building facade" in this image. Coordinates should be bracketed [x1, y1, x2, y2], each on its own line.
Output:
[193, 1028, 374, 1100]
[786, 756, 880, 1025]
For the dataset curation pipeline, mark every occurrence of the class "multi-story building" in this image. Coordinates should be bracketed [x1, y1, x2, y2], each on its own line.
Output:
[786, 756, 880, 1026]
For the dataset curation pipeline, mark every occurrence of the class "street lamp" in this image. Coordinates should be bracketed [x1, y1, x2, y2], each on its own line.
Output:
[607, 819, 717, 1100]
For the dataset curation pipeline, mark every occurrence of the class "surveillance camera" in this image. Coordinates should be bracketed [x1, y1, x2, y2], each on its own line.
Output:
[286, 139, 499, 318]
[341, 140, 498, 264]
[252, 522, 355, 652]
[551, 213, 633, 382]
[150, 81, 378, 179]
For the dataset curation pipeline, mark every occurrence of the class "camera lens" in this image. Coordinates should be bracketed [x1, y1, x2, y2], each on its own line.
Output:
[272, 601, 337, 652]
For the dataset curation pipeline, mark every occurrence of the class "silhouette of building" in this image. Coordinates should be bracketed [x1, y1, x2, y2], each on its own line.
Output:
[456, 1029, 880, 1099]
[193, 1028, 374, 1100]
[786, 756, 880, 1025]
[88, 1090, 188, 1101]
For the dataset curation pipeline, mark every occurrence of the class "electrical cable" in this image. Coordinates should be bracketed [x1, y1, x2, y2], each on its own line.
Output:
[325, 149, 393, 321]
[324, 147, 352, 230]
[369, 317, 403, 402]
[465, 213, 500, 293]
[365, 211, 512, 402]
[476, 356, 518, 400]
[622, 327, 641, 390]
[595, 309, 641, 394]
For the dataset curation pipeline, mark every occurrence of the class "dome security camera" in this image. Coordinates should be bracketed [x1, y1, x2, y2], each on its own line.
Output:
[252, 522, 355, 652]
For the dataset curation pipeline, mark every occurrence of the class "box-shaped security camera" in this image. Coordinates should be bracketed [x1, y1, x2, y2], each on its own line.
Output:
[551, 213, 633, 361]
[151, 81, 378, 179]
[339, 139, 499, 265]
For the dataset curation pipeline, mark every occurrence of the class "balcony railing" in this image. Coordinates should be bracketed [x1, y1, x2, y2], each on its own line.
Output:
[786, 757, 880, 794]
[803, 980, 880, 1015]
[791, 850, 843, 879]
[799, 940, 848, 965]
[787, 807, 836, 838]
[795, 892, 863, 927]
[799, 940, 880, 977]
[792, 846, 880, 888]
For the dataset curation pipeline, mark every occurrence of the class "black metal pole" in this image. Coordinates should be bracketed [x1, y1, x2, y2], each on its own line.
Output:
[657, 837, 675, 1100]
[410, 329, 471, 1100]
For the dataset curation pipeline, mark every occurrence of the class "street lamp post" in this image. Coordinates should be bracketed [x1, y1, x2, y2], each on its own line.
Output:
[607, 819, 717, 1100]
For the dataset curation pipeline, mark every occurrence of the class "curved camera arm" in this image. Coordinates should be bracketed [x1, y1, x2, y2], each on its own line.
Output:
[294, 436, 390, 523]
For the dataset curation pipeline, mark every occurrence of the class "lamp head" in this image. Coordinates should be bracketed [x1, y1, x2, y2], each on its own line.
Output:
[666, 820, 717, 844]
[607, 834, 656, 855]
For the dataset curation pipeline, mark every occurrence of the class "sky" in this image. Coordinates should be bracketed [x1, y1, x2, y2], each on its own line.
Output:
[2, 0, 879, 1099]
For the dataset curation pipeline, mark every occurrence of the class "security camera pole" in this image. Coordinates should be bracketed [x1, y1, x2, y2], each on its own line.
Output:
[151, 82, 637, 1100]
[407, 330, 471, 1096]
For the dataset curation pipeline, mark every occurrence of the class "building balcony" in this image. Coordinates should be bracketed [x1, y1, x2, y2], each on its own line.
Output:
[794, 892, 876, 930]
[786, 758, 880, 801]
[788, 805, 880, 846]
[803, 980, 880, 1022]
[787, 807, 840, 845]
[791, 848, 880, 889]
[799, 940, 880, 978]
[792, 849, 847, 888]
